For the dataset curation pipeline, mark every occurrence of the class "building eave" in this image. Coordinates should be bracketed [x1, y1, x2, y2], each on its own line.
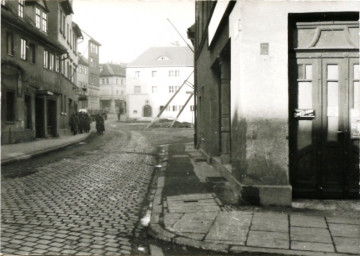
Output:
[60, 0, 74, 15]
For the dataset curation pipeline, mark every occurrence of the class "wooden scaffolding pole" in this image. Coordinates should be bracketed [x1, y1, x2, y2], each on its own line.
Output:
[169, 92, 194, 128]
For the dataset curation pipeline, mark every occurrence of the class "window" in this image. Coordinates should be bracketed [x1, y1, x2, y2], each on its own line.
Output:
[62, 13, 66, 37]
[67, 24, 69, 42]
[116, 78, 119, 84]
[6, 91, 15, 122]
[152, 71, 157, 77]
[175, 70, 180, 77]
[169, 86, 175, 93]
[134, 86, 141, 94]
[67, 62, 71, 79]
[20, 38, 27, 60]
[121, 90, 124, 95]
[61, 57, 65, 75]
[36, 8, 41, 28]
[55, 55, 60, 72]
[101, 78, 105, 84]
[173, 105, 177, 111]
[73, 34, 77, 52]
[157, 56, 169, 61]
[90, 43, 97, 53]
[7, 33, 14, 55]
[70, 29, 72, 48]
[152, 86, 157, 93]
[121, 79, 124, 85]
[50, 53, 55, 70]
[106, 78, 109, 84]
[73, 67, 76, 83]
[135, 71, 140, 78]
[42, 12, 47, 32]
[18, 0, 24, 18]
[43, 50, 48, 68]
[169, 70, 174, 77]
[29, 43, 35, 64]
[59, 10, 63, 32]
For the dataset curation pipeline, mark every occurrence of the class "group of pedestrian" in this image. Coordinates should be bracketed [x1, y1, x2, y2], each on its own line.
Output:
[69, 112, 91, 135]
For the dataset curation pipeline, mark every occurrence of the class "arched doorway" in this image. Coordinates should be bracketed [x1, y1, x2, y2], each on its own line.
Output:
[143, 105, 152, 117]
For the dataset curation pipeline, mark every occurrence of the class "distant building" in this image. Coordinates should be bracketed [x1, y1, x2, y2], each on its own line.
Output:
[87, 38, 101, 110]
[77, 55, 89, 109]
[126, 46, 194, 122]
[77, 32, 101, 110]
[1, 0, 81, 144]
[99, 63, 126, 115]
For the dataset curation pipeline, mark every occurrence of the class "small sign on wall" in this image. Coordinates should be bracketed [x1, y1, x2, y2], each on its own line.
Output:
[294, 109, 315, 120]
[260, 43, 269, 55]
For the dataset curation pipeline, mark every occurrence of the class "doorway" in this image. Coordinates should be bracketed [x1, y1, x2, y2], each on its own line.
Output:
[47, 99, 57, 137]
[289, 17, 359, 199]
[143, 105, 152, 117]
[35, 97, 45, 138]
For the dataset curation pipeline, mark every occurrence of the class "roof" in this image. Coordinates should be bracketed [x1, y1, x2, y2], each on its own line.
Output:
[25, 0, 49, 12]
[128, 46, 193, 68]
[89, 37, 101, 46]
[100, 63, 126, 77]
[72, 22, 83, 39]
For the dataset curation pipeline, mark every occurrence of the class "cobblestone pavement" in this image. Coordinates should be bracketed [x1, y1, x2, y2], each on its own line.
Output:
[1, 127, 155, 255]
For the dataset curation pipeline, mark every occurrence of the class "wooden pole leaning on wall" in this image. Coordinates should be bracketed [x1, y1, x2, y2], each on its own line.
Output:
[169, 92, 194, 128]
[146, 71, 194, 129]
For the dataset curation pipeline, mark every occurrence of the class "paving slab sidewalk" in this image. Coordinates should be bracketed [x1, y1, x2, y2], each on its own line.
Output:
[1, 132, 92, 165]
[148, 143, 360, 256]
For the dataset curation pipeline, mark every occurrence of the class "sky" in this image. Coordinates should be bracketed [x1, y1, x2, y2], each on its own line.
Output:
[73, 0, 195, 65]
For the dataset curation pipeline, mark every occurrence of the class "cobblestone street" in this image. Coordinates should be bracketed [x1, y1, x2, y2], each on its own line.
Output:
[1, 123, 156, 255]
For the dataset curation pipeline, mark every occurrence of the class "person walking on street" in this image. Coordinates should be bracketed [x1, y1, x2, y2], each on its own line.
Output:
[96, 114, 105, 135]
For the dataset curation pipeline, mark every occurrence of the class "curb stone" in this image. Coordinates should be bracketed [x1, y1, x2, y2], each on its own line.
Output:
[1, 132, 93, 166]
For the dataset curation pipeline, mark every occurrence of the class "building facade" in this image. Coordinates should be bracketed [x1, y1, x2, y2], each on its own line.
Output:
[77, 55, 89, 109]
[193, 0, 359, 205]
[87, 38, 101, 110]
[1, 0, 81, 144]
[46, 0, 81, 136]
[126, 46, 194, 123]
[99, 63, 126, 114]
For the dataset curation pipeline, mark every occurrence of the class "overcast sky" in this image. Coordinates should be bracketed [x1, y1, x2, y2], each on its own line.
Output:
[73, 0, 195, 65]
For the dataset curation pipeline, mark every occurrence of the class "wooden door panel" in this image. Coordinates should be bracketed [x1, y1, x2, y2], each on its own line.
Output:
[291, 57, 359, 198]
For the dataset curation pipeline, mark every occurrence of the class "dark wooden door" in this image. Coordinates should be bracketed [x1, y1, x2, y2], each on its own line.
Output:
[35, 97, 45, 138]
[290, 57, 359, 198]
[143, 105, 152, 117]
